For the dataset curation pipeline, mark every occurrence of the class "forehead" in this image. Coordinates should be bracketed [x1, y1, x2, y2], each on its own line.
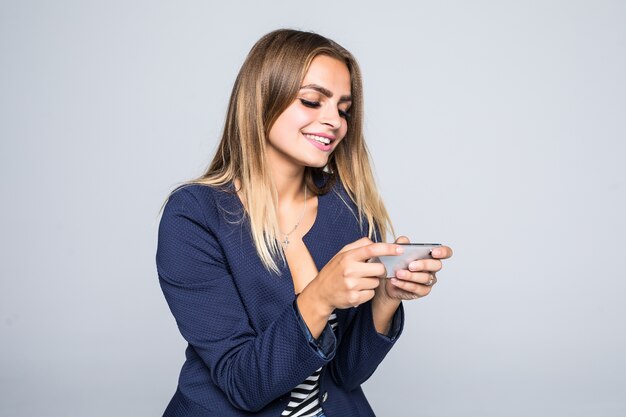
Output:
[302, 55, 351, 96]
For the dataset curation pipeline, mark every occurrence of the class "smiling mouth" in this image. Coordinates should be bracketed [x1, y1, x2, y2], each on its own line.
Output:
[303, 133, 333, 145]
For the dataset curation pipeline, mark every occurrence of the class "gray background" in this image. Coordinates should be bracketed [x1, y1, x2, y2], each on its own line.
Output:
[1, 1, 625, 416]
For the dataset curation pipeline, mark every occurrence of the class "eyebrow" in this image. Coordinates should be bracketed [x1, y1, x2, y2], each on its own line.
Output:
[300, 84, 352, 103]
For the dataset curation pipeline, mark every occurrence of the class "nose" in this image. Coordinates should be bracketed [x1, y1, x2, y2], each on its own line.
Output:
[319, 102, 342, 129]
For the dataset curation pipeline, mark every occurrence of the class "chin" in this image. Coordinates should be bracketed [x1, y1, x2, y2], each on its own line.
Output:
[306, 157, 330, 168]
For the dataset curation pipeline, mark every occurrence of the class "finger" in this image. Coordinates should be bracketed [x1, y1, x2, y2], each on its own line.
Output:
[355, 277, 382, 291]
[339, 237, 374, 254]
[389, 277, 434, 297]
[394, 271, 436, 286]
[343, 261, 387, 280]
[353, 289, 377, 307]
[344, 286, 378, 308]
[395, 235, 410, 244]
[407, 259, 442, 273]
[431, 245, 453, 259]
[357, 262, 387, 279]
[350, 242, 402, 262]
[386, 285, 423, 301]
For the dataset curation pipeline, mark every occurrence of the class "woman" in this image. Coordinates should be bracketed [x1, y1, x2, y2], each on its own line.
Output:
[157, 29, 452, 417]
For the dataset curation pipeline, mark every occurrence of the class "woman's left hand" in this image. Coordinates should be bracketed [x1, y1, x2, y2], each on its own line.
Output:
[375, 236, 453, 303]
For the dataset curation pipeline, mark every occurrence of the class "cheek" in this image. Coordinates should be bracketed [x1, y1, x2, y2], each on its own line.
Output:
[339, 123, 349, 141]
[332, 127, 349, 152]
[271, 107, 314, 138]
[290, 107, 316, 128]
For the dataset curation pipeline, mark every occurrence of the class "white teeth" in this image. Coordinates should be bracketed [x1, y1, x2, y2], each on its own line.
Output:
[304, 134, 331, 145]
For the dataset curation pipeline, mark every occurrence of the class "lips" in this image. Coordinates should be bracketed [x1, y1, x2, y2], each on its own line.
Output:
[302, 132, 336, 152]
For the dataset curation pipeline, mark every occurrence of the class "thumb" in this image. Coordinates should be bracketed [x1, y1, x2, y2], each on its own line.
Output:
[395, 235, 410, 244]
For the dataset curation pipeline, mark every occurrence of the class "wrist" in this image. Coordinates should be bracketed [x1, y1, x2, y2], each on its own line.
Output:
[372, 290, 401, 313]
[297, 286, 334, 339]
[297, 288, 334, 317]
[374, 280, 399, 306]
[371, 288, 401, 336]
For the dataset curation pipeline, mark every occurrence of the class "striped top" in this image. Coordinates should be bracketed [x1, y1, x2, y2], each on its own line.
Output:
[281, 312, 338, 417]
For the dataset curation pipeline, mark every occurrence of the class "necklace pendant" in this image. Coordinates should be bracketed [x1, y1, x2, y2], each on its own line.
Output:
[279, 184, 306, 250]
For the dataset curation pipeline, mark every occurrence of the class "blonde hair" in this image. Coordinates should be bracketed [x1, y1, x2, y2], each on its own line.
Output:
[192, 29, 393, 273]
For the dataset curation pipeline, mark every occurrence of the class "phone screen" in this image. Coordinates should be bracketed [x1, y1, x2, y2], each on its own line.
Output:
[376, 243, 441, 278]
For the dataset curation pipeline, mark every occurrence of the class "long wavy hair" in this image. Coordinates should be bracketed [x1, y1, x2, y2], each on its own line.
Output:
[192, 29, 393, 273]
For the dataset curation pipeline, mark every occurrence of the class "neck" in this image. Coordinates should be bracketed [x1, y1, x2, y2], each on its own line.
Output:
[271, 166, 306, 204]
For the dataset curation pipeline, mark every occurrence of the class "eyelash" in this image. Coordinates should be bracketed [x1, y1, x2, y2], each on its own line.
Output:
[299, 99, 351, 119]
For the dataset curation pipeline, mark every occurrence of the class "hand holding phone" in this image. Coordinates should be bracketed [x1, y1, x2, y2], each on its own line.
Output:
[374, 243, 442, 278]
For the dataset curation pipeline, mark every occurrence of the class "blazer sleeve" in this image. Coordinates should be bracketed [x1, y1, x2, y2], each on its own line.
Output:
[326, 218, 405, 390]
[329, 301, 404, 390]
[156, 188, 336, 412]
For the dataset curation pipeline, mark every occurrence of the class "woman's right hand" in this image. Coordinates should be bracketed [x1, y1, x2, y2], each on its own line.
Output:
[296, 237, 403, 337]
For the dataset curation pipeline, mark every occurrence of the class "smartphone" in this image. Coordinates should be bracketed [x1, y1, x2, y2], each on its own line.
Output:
[374, 243, 442, 278]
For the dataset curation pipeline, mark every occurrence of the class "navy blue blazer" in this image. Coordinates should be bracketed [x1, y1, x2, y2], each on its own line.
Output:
[157, 180, 404, 416]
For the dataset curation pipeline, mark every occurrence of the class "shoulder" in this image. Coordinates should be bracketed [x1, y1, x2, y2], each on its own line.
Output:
[157, 184, 237, 283]
[162, 183, 240, 227]
[158, 183, 244, 251]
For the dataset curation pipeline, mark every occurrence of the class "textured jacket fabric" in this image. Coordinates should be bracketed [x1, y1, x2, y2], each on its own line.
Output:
[156, 180, 404, 416]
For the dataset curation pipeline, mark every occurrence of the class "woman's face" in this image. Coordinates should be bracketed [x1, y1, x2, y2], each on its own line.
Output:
[266, 55, 352, 172]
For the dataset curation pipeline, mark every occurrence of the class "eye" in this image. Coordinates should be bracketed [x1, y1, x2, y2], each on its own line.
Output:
[299, 99, 320, 108]
[300, 98, 351, 119]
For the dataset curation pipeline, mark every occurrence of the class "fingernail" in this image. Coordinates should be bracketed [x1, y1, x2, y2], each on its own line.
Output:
[396, 246, 404, 254]
[390, 278, 400, 286]
[431, 249, 441, 257]
[408, 262, 418, 271]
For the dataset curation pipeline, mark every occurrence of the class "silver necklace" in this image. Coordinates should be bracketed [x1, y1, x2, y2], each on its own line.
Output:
[280, 185, 307, 248]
